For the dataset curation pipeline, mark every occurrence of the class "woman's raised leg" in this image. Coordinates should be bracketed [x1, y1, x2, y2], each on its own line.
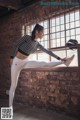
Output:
[23, 60, 63, 68]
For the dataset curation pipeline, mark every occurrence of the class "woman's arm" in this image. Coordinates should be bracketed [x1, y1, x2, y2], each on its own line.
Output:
[38, 43, 61, 60]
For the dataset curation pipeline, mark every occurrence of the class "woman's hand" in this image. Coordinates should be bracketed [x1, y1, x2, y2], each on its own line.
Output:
[10, 59, 13, 65]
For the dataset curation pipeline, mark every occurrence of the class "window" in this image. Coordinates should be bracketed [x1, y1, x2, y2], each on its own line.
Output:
[22, 9, 80, 66]
[21, 25, 25, 36]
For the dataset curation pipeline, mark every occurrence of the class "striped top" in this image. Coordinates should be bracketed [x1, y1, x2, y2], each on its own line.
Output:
[11, 35, 61, 60]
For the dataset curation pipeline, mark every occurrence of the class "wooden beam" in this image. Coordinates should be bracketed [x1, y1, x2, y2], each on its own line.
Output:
[0, 0, 21, 10]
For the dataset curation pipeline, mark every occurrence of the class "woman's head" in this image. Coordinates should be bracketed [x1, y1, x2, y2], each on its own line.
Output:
[31, 24, 44, 40]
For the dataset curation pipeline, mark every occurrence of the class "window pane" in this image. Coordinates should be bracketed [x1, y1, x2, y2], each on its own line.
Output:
[61, 24, 64, 31]
[44, 21, 48, 28]
[56, 17, 60, 25]
[61, 31, 65, 37]
[71, 29, 75, 36]
[75, 11, 79, 20]
[28, 54, 37, 60]
[66, 14, 69, 23]
[44, 28, 48, 34]
[26, 26, 31, 35]
[44, 40, 49, 48]
[56, 26, 60, 32]
[71, 36, 76, 40]
[51, 40, 56, 47]
[66, 23, 69, 29]
[76, 28, 80, 34]
[75, 21, 80, 27]
[70, 12, 74, 22]
[50, 27, 55, 33]
[66, 37, 70, 42]
[50, 33, 56, 39]
[38, 53, 49, 62]
[70, 22, 75, 28]
[56, 32, 60, 38]
[60, 16, 64, 24]
[57, 39, 60, 47]
[50, 19, 55, 26]
[61, 38, 65, 46]
[21, 25, 25, 36]
[66, 30, 70, 36]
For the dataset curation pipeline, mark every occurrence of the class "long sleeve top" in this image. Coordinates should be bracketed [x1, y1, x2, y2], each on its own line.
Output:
[10, 35, 61, 60]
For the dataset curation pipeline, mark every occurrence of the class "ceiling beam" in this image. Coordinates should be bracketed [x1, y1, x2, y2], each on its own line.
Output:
[0, 0, 21, 10]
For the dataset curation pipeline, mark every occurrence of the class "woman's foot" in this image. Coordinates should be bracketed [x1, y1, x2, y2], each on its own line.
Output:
[64, 55, 75, 67]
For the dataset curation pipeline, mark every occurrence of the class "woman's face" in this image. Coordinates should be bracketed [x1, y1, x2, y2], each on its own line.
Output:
[36, 30, 44, 39]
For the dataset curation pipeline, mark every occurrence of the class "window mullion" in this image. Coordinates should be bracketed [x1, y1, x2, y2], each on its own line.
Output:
[64, 13, 67, 57]
[49, 18, 51, 61]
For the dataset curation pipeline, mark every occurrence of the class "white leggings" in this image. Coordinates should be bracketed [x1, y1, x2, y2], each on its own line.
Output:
[9, 57, 64, 107]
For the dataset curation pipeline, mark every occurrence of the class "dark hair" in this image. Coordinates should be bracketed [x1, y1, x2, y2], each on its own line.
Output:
[31, 24, 44, 40]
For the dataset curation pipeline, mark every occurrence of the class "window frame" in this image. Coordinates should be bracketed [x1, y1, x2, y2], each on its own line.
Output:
[22, 7, 80, 66]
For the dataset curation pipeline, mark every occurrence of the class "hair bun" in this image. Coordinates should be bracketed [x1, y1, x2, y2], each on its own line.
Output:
[35, 24, 39, 28]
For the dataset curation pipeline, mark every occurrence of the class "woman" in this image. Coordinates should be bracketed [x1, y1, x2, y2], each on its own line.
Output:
[9, 24, 74, 108]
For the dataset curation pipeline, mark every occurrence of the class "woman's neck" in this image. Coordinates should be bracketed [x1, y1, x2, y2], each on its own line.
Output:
[34, 37, 38, 41]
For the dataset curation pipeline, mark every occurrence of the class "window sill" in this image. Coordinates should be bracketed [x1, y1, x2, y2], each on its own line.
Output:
[22, 66, 77, 72]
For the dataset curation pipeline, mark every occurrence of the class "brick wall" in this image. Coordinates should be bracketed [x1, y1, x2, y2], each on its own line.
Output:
[0, 1, 80, 116]
[14, 67, 80, 116]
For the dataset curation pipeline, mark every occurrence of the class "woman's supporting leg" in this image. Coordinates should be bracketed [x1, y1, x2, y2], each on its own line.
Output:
[9, 62, 21, 108]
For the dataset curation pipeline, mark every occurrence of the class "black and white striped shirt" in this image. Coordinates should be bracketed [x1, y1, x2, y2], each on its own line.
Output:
[11, 35, 61, 60]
